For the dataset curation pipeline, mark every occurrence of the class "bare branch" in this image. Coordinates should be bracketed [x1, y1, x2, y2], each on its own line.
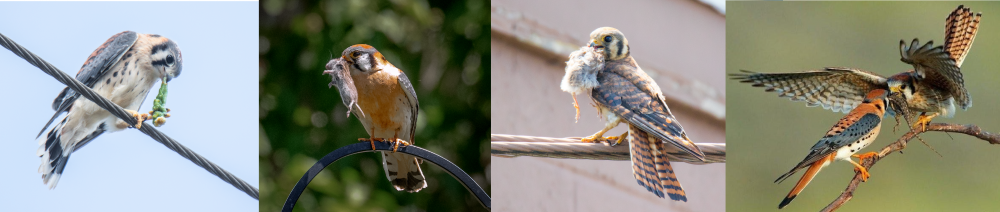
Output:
[821, 123, 1000, 212]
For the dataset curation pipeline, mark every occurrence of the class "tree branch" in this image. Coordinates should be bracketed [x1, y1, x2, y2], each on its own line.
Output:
[821, 123, 1000, 212]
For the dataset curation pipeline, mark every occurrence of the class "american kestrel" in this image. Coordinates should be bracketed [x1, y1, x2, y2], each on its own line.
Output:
[561, 27, 706, 201]
[36, 31, 182, 189]
[732, 5, 979, 131]
[323, 44, 426, 192]
[775, 89, 891, 209]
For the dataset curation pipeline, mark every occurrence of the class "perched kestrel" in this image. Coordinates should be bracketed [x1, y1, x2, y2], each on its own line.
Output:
[561, 27, 706, 201]
[732, 5, 980, 131]
[36, 31, 182, 189]
[775, 89, 891, 209]
[324, 44, 426, 192]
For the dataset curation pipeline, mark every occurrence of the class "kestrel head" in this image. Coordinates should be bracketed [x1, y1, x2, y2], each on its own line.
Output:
[148, 35, 182, 82]
[340, 44, 391, 75]
[863, 88, 890, 113]
[589, 27, 630, 61]
[886, 72, 918, 101]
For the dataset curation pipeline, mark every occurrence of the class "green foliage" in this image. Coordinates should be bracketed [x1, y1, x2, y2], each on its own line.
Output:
[259, 0, 490, 211]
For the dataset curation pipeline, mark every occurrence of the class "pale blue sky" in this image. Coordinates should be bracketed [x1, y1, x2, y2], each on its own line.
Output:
[0, 2, 258, 211]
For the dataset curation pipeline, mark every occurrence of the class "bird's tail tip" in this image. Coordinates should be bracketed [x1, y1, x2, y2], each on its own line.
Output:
[778, 195, 796, 209]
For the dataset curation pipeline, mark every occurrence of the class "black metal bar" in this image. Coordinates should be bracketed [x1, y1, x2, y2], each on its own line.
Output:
[282, 141, 491, 211]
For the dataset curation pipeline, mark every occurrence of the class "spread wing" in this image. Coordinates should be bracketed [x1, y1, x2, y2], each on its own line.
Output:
[397, 70, 419, 144]
[591, 59, 705, 161]
[899, 39, 970, 109]
[775, 113, 881, 183]
[944, 5, 981, 67]
[323, 58, 364, 118]
[731, 67, 888, 113]
[39, 31, 137, 138]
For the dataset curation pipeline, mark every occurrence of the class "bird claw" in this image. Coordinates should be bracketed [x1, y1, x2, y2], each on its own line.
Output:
[912, 113, 937, 132]
[125, 110, 149, 129]
[853, 166, 871, 182]
[605, 131, 629, 146]
[582, 135, 623, 146]
[391, 139, 411, 152]
[358, 138, 385, 150]
[852, 152, 879, 163]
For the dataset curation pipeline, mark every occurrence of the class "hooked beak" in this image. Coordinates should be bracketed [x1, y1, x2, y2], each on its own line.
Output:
[163, 67, 176, 82]
[588, 40, 603, 50]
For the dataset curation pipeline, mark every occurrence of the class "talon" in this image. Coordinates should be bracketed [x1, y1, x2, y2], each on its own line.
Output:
[852, 152, 879, 163]
[581, 135, 606, 143]
[912, 113, 938, 132]
[126, 110, 148, 129]
[853, 166, 871, 182]
[848, 159, 872, 182]
[607, 131, 629, 146]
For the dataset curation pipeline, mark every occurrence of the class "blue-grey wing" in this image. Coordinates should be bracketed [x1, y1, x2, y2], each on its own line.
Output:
[803, 113, 881, 168]
[397, 70, 419, 143]
[39, 31, 137, 138]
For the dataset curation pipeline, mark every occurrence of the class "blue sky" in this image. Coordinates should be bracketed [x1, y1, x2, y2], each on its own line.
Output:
[0, 2, 258, 211]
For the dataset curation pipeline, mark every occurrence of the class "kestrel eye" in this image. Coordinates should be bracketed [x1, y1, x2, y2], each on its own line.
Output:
[352, 52, 360, 57]
[165, 55, 175, 65]
[604, 35, 612, 42]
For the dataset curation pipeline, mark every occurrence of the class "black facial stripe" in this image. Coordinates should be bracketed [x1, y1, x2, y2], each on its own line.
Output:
[616, 39, 623, 58]
[352, 63, 363, 71]
[367, 53, 377, 69]
[149, 34, 161, 38]
[151, 43, 172, 54]
[151, 58, 168, 66]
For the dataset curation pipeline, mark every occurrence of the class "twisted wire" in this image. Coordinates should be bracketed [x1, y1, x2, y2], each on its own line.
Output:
[0, 32, 259, 200]
[491, 134, 725, 164]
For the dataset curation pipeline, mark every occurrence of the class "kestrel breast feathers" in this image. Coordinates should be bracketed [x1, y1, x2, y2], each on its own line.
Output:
[561, 27, 706, 201]
[37, 31, 182, 189]
[324, 44, 426, 192]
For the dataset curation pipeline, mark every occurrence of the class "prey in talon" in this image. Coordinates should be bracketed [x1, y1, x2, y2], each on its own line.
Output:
[324, 44, 426, 192]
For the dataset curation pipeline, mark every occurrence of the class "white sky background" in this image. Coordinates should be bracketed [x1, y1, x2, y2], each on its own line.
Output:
[0, 2, 258, 211]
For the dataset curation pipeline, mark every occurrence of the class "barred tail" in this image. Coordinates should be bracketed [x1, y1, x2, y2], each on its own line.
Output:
[37, 118, 69, 189]
[383, 152, 426, 192]
[655, 139, 686, 202]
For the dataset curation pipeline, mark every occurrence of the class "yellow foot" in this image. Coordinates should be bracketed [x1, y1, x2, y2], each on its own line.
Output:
[847, 159, 872, 182]
[358, 138, 386, 150]
[392, 139, 412, 152]
[912, 113, 938, 132]
[605, 131, 629, 146]
[852, 152, 879, 163]
[853, 166, 871, 182]
[125, 109, 149, 129]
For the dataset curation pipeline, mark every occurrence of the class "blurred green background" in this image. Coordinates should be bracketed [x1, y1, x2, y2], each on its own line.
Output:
[728, 2, 1000, 211]
[258, 0, 489, 211]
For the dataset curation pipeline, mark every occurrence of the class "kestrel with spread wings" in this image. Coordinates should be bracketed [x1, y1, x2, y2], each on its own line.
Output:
[732, 5, 980, 131]
[775, 89, 890, 209]
[324, 44, 426, 192]
[561, 27, 706, 201]
[37, 31, 182, 189]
